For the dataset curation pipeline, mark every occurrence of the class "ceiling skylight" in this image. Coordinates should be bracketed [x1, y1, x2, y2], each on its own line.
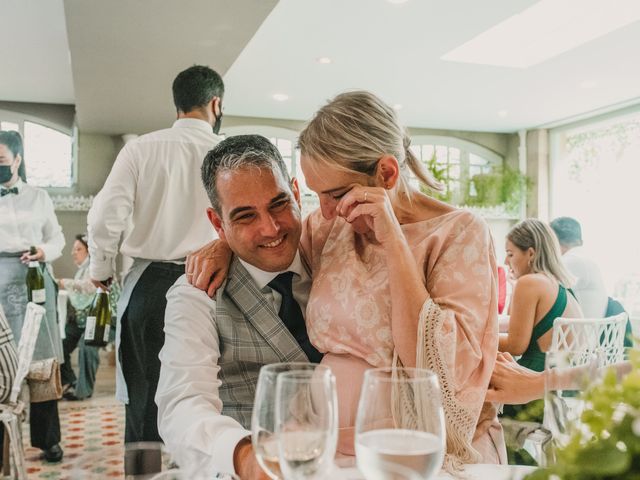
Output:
[441, 0, 640, 69]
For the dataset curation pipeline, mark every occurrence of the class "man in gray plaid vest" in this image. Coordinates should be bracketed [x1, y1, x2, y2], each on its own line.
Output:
[156, 134, 321, 479]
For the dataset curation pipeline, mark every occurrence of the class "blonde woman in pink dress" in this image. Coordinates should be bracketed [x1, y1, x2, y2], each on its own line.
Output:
[187, 92, 504, 467]
[296, 91, 503, 466]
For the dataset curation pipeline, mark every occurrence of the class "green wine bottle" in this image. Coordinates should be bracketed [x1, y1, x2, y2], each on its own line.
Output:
[26, 246, 46, 305]
[84, 287, 111, 347]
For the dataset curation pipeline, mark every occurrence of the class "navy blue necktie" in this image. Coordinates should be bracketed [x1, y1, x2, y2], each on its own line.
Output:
[268, 272, 322, 363]
[0, 187, 18, 197]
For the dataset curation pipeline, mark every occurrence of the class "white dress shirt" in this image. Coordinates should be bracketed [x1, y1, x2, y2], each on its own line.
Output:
[564, 247, 608, 318]
[0, 179, 65, 261]
[87, 118, 221, 280]
[156, 252, 310, 475]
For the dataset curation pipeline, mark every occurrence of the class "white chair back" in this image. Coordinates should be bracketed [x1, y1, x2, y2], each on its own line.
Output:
[10, 302, 45, 403]
[550, 313, 628, 366]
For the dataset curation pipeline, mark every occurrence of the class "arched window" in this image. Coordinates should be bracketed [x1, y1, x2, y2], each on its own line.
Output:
[409, 135, 503, 206]
[0, 109, 75, 188]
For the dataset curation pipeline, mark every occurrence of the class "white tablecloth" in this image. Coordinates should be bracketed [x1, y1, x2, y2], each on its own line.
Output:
[337, 464, 535, 479]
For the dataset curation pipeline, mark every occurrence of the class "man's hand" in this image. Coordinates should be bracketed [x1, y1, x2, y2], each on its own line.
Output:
[186, 240, 232, 297]
[486, 352, 544, 404]
[90, 278, 112, 291]
[20, 247, 44, 264]
[233, 438, 271, 480]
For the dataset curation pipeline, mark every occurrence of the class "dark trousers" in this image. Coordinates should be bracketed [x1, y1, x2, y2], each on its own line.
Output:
[0, 399, 60, 451]
[120, 262, 184, 443]
[60, 313, 100, 399]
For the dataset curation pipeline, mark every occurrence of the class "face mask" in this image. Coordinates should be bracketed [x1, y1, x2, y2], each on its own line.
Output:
[212, 111, 223, 135]
[0, 164, 14, 184]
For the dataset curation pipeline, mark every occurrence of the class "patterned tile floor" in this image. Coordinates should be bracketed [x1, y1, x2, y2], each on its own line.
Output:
[23, 352, 126, 479]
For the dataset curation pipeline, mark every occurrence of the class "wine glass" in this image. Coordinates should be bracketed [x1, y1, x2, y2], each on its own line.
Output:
[252, 363, 331, 479]
[544, 350, 599, 453]
[355, 367, 445, 480]
[274, 368, 338, 480]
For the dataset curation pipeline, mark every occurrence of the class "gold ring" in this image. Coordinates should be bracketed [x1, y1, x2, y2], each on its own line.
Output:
[364, 192, 368, 202]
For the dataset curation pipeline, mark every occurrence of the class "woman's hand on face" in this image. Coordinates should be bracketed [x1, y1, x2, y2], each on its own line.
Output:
[20, 247, 44, 264]
[186, 239, 232, 297]
[336, 185, 403, 246]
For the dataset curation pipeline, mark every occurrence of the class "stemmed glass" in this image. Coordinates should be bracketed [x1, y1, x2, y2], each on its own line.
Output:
[544, 350, 599, 455]
[252, 363, 331, 479]
[355, 367, 445, 480]
[274, 368, 338, 480]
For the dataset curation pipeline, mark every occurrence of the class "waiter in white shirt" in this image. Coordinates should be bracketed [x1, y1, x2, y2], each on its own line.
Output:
[87, 65, 224, 443]
[0, 130, 65, 462]
[550, 217, 608, 318]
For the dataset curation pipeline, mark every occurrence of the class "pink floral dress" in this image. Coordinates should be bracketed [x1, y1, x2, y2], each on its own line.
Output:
[300, 208, 505, 465]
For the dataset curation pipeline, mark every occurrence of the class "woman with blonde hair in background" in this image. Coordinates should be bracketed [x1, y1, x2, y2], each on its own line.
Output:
[499, 219, 582, 373]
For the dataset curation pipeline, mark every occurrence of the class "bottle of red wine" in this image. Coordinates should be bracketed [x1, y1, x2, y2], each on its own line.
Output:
[26, 246, 46, 305]
[85, 287, 111, 347]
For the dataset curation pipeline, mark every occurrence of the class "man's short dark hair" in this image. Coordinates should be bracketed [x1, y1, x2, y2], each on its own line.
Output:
[550, 217, 583, 247]
[172, 65, 224, 114]
[201, 135, 291, 214]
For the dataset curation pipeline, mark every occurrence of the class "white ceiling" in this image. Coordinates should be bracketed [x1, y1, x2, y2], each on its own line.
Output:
[0, 0, 74, 104]
[2, 0, 640, 134]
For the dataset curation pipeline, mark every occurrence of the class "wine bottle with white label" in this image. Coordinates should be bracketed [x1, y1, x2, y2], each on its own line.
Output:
[85, 287, 111, 347]
[26, 246, 46, 305]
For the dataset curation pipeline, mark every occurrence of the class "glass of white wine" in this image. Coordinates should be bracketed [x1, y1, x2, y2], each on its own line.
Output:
[355, 367, 445, 480]
[252, 363, 331, 479]
[274, 367, 338, 480]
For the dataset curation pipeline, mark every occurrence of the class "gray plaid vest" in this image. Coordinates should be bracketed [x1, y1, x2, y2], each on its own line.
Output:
[216, 257, 310, 427]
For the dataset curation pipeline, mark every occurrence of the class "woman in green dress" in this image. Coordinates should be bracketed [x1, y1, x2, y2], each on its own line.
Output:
[499, 219, 583, 372]
[498, 219, 583, 464]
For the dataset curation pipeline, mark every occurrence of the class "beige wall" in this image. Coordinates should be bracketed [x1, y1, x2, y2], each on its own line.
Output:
[525, 129, 549, 220]
[0, 101, 75, 130]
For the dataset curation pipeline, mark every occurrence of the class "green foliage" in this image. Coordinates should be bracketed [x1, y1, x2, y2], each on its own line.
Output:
[526, 350, 640, 479]
[468, 164, 529, 214]
[421, 150, 451, 202]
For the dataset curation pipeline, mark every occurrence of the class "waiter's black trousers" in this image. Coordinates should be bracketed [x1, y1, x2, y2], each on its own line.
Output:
[120, 262, 184, 443]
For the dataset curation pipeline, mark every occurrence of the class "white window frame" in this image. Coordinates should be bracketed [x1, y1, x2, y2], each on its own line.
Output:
[410, 135, 504, 205]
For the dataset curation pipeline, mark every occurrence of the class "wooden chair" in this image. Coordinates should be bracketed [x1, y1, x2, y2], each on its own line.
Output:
[0, 302, 45, 479]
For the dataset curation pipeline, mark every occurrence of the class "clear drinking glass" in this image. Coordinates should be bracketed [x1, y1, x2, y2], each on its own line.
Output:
[544, 350, 599, 453]
[252, 363, 331, 479]
[274, 368, 338, 480]
[355, 367, 445, 480]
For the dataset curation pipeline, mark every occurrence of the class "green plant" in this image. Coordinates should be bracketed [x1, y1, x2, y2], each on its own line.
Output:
[526, 350, 640, 479]
[421, 150, 451, 202]
[469, 164, 529, 214]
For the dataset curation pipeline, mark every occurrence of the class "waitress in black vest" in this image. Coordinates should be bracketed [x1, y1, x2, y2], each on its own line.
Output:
[0, 130, 65, 462]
